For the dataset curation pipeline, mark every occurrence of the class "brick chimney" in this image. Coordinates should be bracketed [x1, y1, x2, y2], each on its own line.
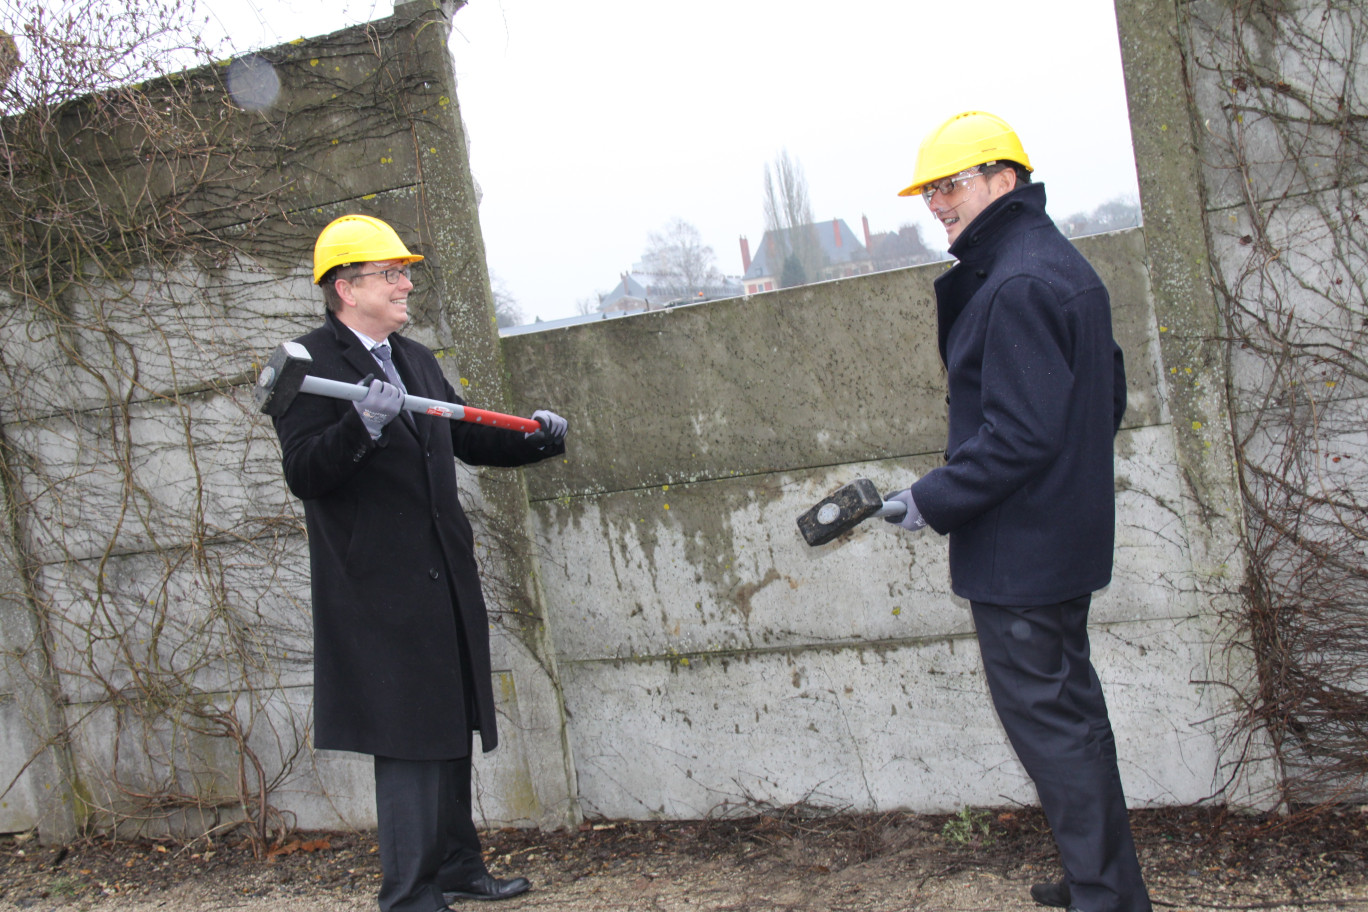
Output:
[739, 236, 751, 272]
[833, 218, 842, 247]
[862, 215, 872, 250]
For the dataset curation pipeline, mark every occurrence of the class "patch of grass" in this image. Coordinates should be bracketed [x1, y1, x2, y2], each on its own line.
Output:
[941, 806, 994, 848]
[50, 875, 80, 897]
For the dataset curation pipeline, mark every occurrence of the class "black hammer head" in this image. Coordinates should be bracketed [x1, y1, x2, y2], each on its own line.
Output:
[796, 478, 885, 547]
[254, 341, 314, 417]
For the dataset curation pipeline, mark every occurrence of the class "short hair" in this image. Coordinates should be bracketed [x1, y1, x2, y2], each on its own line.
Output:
[982, 160, 1032, 186]
[319, 264, 360, 313]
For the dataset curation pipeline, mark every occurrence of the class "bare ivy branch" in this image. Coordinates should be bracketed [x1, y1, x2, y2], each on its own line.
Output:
[1186, 0, 1368, 807]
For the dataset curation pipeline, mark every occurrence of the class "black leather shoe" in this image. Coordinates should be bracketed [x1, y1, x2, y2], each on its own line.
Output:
[1031, 880, 1071, 908]
[443, 873, 531, 902]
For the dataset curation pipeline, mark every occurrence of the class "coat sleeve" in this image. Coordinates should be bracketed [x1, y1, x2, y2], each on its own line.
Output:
[435, 373, 567, 467]
[1112, 340, 1127, 435]
[273, 383, 385, 501]
[912, 275, 1075, 534]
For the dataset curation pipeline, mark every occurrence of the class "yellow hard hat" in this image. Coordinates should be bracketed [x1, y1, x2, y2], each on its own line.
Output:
[897, 111, 1034, 198]
[313, 214, 424, 284]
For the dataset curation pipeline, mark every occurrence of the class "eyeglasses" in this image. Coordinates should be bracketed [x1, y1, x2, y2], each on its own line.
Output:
[349, 265, 412, 284]
[920, 166, 985, 202]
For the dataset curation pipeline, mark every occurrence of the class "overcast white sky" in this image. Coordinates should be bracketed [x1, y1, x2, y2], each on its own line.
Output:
[200, 0, 1140, 323]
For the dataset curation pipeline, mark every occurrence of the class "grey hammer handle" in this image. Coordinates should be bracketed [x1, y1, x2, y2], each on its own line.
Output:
[876, 500, 908, 519]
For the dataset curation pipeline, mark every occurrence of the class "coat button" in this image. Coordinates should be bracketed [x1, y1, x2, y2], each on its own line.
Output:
[429, 568, 439, 579]
[945, 394, 951, 405]
[975, 269, 987, 278]
[943, 450, 951, 462]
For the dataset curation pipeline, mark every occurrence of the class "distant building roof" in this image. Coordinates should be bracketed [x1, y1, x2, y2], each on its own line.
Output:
[743, 218, 867, 281]
[500, 298, 718, 338]
[599, 273, 651, 311]
[600, 269, 742, 311]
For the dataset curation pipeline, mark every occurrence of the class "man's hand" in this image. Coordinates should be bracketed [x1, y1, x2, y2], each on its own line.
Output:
[354, 379, 403, 437]
[883, 488, 928, 532]
[526, 409, 568, 446]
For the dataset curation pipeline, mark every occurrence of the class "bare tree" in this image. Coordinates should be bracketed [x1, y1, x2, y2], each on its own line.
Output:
[762, 149, 824, 287]
[641, 218, 722, 301]
[1058, 195, 1143, 238]
[489, 273, 524, 328]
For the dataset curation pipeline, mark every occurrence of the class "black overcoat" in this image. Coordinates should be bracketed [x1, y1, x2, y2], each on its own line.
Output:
[272, 312, 563, 760]
[910, 183, 1127, 606]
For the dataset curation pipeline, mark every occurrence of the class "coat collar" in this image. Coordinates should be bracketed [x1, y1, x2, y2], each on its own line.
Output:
[325, 310, 384, 381]
[931, 182, 1054, 362]
[323, 312, 426, 441]
[946, 181, 1051, 265]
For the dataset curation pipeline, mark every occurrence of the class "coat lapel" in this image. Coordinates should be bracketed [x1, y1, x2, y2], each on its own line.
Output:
[326, 314, 420, 437]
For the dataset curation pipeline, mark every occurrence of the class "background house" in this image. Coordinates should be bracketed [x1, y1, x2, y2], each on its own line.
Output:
[600, 268, 742, 314]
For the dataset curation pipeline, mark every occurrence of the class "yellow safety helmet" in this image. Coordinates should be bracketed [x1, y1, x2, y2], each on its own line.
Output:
[313, 214, 424, 284]
[897, 111, 1034, 198]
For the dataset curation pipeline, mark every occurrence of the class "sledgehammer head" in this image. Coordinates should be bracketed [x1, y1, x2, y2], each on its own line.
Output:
[254, 341, 313, 417]
[796, 478, 885, 547]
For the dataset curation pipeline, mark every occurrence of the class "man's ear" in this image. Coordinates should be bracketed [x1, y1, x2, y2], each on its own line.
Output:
[333, 276, 356, 309]
[994, 166, 1018, 194]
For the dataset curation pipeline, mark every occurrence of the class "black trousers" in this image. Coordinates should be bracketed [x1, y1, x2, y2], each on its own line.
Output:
[971, 595, 1151, 912]
[373, 748, 488, 912]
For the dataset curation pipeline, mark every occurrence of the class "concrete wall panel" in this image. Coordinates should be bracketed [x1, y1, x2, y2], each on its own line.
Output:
[561, 615, 1219, 821]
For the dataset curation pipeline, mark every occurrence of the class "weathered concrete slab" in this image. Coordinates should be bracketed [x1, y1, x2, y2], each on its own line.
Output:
[1210, 183, 1368, 407]
[507, 230, 1164, 503]
[0, 696, 47, 831]
[1184, 0, 1368, 210]
[8, 394, 294, 565]
[530, 427, 1187, 668]
[35, 536, 313, 706]
[559, 615, 1219, 820]
[0, 198, 484, 434]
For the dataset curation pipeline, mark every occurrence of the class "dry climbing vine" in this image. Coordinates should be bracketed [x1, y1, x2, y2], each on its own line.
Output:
[1184, 0, 1367, 806]
[0, 0, 479, 853]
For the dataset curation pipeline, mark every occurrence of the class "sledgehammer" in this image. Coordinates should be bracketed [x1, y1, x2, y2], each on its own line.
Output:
[796, 478, 906, 547]
[254, 341, 542, 433]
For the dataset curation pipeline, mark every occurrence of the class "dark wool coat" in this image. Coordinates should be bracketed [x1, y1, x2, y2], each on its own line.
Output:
[910, 182, 1127, 606]
[272, 312, 563, 760]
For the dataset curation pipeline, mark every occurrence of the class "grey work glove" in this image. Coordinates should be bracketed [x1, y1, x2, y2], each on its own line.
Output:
[525, 409, 568, 447]
[354, 379, 403, 437]
[883, 488, 928, 532]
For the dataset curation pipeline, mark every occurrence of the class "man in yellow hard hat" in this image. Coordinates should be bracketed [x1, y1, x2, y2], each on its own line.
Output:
[883, 112, 1150, 912]
[271, 214, 567, 912]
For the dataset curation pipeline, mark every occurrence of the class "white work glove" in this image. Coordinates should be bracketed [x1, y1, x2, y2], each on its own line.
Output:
[883, 488, 928, 532]
[354, 379, 403, 437]
[525, 409, 568, 447]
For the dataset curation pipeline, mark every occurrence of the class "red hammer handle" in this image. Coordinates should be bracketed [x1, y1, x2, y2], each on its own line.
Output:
[444, 404, 541, 434]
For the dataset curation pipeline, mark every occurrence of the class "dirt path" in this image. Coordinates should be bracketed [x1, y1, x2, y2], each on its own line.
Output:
[3, 806, 1366, 912]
